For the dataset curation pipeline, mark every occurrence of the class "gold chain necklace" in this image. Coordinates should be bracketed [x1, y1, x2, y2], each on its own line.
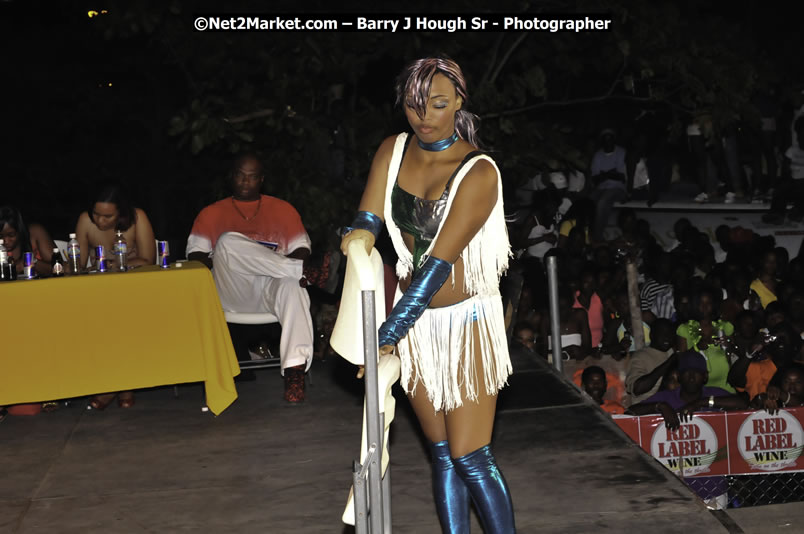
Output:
[231, 196, 262, 221]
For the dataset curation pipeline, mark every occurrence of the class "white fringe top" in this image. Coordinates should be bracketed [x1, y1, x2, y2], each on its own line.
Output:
[383, 133, 512, 296]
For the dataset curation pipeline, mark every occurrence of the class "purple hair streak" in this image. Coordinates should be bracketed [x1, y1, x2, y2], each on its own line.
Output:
[395, 57, 481, 148]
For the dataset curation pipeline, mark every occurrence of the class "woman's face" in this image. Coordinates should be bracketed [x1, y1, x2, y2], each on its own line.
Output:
[514, 327, 536, 351]
[404, 73, 461, 144]
[0, 223, 19, 252]
[92, 202, 119, 231]
[698, 293, 714, 319]
[762, 252, 778, 275]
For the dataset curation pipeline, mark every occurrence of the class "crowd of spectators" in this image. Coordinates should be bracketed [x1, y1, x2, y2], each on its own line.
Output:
[508, 149, 804, 406]
[505, 114, 804, 508]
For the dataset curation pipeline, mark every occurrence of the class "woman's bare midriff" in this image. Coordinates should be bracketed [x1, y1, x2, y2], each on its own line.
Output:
[398, 233, 473, 307]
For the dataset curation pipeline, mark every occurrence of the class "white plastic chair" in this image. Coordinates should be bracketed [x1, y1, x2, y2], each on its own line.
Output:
[224, 310, 283, 370]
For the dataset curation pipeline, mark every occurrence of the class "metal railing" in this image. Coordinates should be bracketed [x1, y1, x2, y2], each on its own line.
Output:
[346, 241, 392, 534]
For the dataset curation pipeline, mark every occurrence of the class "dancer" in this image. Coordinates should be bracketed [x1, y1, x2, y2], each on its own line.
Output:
[341, 57, 515, 533]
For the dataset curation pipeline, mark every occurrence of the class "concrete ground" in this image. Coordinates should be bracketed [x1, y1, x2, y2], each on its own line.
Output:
[0, 348, 786, 533]
[727, 502, 804, 533]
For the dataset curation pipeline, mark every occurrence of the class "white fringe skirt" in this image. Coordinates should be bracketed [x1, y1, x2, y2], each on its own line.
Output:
[395, 290, 512, 412]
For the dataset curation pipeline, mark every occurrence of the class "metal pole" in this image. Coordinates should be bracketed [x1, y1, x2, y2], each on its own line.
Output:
[354, 460, 367, 534]
[380, 412, 392, 533]
[362, 290, 384, 533]
[625, 261, 645, 351]
[546, 256, 563, 373]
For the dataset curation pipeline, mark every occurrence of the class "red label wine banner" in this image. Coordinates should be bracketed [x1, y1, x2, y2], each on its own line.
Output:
[614, 407, 804, 477]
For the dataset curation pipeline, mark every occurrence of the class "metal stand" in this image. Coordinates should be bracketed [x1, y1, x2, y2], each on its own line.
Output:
[351, 290, 392, 533]
[546, 256, 563, 373]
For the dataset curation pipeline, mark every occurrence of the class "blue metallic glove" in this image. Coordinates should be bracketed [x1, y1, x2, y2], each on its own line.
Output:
[343, 211, 383, 238]
[378, 255, 452, 347]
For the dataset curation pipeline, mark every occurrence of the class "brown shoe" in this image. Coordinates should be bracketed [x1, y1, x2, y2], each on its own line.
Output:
[283, 364, 306, 403]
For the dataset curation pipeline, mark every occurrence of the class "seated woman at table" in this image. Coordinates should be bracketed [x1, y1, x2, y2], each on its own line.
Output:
[75, 184, 156, 271]
[0, 205, 57, 277]
[75, 186, 154, 410]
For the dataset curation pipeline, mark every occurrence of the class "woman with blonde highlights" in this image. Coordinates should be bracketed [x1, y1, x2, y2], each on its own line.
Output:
[342, 57, 515, 533]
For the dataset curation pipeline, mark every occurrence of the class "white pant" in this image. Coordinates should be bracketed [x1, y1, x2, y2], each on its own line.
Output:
[212, 232, 313, 372]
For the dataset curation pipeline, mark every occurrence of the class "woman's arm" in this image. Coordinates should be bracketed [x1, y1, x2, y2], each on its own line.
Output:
[633, 354, 678, 396]
[727, 355, 752, 389]
[75, 212, 92, 271]
[29, 223, 56, 275]
[130, 208, 156, 266]
[341, 136, 396, 256]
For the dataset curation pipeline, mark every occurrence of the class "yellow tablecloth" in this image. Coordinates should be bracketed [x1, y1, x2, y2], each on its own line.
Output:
[0, 262, 240, 415]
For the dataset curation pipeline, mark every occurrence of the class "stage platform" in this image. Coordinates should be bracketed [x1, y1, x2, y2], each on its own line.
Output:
[0, 350, 783, 533]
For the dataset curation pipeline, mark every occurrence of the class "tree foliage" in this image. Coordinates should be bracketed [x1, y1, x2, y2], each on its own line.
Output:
[4, 0, 797, 244]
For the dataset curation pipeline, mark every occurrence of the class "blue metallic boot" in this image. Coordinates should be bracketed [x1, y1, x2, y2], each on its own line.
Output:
[453, 445, 516, 533]
[430, 440, 471, 533]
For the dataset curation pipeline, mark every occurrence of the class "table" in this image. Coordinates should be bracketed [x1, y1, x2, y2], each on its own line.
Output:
[0, 262, 240, 415]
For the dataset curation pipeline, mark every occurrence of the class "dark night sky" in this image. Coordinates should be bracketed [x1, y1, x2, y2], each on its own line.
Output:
[1, 0, 802, 249]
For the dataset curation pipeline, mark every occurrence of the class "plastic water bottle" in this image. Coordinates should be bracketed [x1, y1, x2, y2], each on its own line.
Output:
[67, 233, 81, 274]
[0, 239, 11, 281]
[51, 247, 65, 277]
[113, 231, 128, 272]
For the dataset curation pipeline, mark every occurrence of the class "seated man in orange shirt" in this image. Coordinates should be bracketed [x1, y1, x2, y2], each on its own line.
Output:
[582, 366, 624, 415]
[186, 153, 313, 403]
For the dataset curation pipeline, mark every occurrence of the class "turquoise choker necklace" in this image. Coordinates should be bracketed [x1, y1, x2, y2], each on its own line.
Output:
[417, 131, 459, 151]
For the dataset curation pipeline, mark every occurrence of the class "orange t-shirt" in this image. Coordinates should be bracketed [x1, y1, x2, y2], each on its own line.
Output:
[738, 359, 778, 400]
[601, 400, 625, 415]
[186, 195, 309, 256]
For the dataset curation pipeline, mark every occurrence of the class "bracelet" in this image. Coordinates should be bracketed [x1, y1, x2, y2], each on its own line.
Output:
[783, 391, 792, 407]
[708, 395, 715, 408]
[345, 211, 383, 239]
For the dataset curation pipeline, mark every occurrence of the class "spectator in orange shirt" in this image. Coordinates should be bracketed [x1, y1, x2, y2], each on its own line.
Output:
[582, 366, 625, 415]
[753, 362, 804, 412]
[186, 153, 313, 403]
[729, 322, 799, 401]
